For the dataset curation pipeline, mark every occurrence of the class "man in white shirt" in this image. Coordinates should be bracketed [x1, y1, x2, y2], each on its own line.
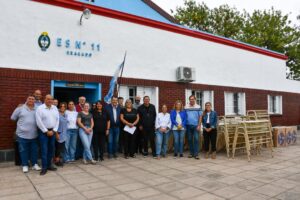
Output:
[36, 94, 59, 175]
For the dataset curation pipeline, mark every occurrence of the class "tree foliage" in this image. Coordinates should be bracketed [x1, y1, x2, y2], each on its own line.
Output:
[172, 0, 300, 79]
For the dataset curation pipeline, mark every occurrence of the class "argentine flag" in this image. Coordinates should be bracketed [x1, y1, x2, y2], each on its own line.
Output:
[104, 53, 126, 103]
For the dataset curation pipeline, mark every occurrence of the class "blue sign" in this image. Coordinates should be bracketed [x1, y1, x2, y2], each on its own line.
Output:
[56, 37, 101, 58]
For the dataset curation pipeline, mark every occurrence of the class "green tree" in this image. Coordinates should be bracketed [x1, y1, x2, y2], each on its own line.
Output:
[173, 0, 300, 79]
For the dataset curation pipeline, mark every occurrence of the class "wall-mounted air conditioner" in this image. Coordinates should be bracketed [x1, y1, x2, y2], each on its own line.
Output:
[176, 66, 195, 82]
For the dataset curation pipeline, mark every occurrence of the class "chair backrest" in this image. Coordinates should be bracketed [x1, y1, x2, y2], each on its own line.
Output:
[247, 110, 270, 120]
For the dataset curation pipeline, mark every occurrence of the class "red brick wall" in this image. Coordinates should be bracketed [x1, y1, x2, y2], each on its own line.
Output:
[1, 68, 299, 149]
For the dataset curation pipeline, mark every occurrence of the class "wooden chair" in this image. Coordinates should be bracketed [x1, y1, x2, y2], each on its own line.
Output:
[232, 120, 274, 161]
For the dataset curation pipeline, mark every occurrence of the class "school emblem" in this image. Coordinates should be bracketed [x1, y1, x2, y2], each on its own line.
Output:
[38, 32, 51, 51]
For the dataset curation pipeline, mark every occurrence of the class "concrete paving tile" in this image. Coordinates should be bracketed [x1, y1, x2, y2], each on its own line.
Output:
[38, 186, 77, 199]
[235, 179, 265, 190]
[66, 176, 99, 185]
[94, 194, 131, 200]
[276, 189, 300, 200]
[170, 186, 206, 199]
[140, 194, 177, 200]
[190, 193, 225, 200]
[0, 180, 32, 189]
[253, 184, 288, 197]
[232, 191, 269, 200]
[195, 181, 228, 192]
[115, 182, 147, 192]
[82, 187, 119, 199]
[35, 181, 68, 191]
[213, 185, 248, 199]
[125, 188, 161, 199]
[155, 181, 188, 193]
[217, 175, 245, 185]
[75, 181, 108, 192]
[0, 186, 35, 197]
[45, 192, 86, 200]
[271, 179, 299, 189]
[143, 177, 173, 186]
[0, 192, 40, 200]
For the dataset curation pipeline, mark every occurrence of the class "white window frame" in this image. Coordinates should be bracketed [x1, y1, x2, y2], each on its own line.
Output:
[268, 95, 282, 115]
[224, 92, 246, 116]
[185, 89, 214, 110]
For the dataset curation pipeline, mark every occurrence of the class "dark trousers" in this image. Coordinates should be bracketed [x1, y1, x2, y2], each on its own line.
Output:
[39, 131, 55, 169]
[55, 141, 65, 160]
[118, 126, 124, 153]
[92, 131, 106, 160]
[203, 129, 217, 152]
[75, 136, 83, 160]
[142, 128, 156, 156]
[124, 131, 136, 157]
[135, 129, 143, 154]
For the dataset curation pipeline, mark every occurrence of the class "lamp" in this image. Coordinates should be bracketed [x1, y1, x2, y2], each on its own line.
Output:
[79, 8, 92, 25]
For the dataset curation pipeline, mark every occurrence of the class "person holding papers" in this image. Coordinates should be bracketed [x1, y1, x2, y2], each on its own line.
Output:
[120, 99, 139, 159]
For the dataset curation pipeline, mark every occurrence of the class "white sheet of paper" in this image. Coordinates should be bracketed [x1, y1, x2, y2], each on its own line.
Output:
[124, 125, 136, 135]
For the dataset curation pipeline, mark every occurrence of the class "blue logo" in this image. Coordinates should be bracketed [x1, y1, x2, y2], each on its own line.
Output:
[38, 32, 51, 51]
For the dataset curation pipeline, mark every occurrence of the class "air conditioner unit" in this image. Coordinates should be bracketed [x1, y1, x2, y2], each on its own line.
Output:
[176, 67, 195, 82]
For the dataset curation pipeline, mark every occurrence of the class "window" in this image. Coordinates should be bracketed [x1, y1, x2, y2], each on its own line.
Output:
[186, 89, 214, 109]
[224, 92, 246, 115]
[128, 86, 137, 103]
[268, 95, 282, 114]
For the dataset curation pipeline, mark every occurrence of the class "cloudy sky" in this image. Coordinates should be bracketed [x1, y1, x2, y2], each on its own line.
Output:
[152, 0, 300, 25]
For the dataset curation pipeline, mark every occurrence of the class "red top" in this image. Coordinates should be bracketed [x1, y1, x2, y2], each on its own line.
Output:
[76, 104, 83, 112]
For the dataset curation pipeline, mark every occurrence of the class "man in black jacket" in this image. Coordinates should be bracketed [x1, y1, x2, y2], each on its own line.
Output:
[138, 96, 157, 157]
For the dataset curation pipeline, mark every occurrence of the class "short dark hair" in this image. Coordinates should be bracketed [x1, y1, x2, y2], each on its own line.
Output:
[189, 95, 196, 100]
[143, 96, 150, 100]
[118, 97, 124, 100]
[111, 96, 118, 100]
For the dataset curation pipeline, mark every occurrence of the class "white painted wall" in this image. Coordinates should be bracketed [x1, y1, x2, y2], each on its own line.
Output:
[0, 0, 299, 94]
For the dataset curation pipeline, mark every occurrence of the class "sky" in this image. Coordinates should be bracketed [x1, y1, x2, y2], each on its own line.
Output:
[152, 0, 300, 25]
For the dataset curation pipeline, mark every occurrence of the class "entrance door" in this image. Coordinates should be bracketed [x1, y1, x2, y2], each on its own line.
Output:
[51, 81, 101, 104]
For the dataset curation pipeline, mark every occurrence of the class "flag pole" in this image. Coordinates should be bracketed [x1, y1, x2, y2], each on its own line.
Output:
[117, 51, 127, 97]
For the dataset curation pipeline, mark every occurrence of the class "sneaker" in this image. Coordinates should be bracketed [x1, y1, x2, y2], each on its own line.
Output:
[22, 166, 29, 173]
[211, 152, 216, 159]
[195, 155, 200, 160]
[83, 159, 88, 164]
[32, 164, 41, 171]
[174, 153, 178, 159]
[188, 154, 193, 158]
[205, 152, 209, 159]
[113, 154, 118, 159]
[90, 159, 97, 164]
[143, 153, 148, 158]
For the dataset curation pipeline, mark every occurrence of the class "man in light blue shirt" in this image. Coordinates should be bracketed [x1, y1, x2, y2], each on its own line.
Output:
[185, 95, 202, 159]
[11, 94, 41, 173]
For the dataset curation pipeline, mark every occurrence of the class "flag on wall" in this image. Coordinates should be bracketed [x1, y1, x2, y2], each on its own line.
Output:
[104, 53, 126, 103]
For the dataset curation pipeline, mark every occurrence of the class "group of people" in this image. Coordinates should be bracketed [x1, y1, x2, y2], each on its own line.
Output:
[11, 89, 218, 175]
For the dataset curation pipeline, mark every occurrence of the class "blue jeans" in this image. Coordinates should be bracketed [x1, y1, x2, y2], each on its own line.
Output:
[39, 131, 55, 169]
[17, 137, 38, 167]
[186, 125, 200, 156]
[64, 129, 78, 161]
[79, 128, 93, 160]
[173, 130, 185, 155]
[155, 130, 170, 156]
[108, 127, 120, 155]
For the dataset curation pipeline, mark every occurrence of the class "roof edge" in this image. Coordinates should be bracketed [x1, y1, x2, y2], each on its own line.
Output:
[31, 0, 288, 60]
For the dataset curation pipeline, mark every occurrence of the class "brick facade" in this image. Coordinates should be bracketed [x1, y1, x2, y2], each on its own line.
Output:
[1, 67, 299, 150]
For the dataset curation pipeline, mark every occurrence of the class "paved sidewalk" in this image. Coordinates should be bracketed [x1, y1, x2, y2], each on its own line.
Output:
[1, 144, 300, 200]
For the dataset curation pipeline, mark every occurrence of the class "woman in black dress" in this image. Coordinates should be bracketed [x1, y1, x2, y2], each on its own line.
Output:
[92, 101, 110, 161]
[120, 99, 139, 159]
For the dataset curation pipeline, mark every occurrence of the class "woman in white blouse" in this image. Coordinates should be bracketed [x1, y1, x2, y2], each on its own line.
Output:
[155, 104, 171, 159]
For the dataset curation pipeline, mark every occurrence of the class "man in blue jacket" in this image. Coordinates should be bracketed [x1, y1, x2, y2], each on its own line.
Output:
[106, 96, 121, 158]
[185, 95, 202, 160]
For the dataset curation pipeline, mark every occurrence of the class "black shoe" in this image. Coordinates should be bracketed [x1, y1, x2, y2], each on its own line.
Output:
[47, 166, 57, 171]
[174, 153, 178, 158]
[108, 155, 112, 159]
[124, 155, 129, 159]
[55, 162, 64, 167]
[188, 154, 193, 158]
[100, 157, 104, 161]
[40, 169, 47, 176]
[180, 154, 183, 157]
[130, 154, 136, 158]
[143, 153, 148, 158]
[113, 154, 118, 158]
[195, 155, 200, 160]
